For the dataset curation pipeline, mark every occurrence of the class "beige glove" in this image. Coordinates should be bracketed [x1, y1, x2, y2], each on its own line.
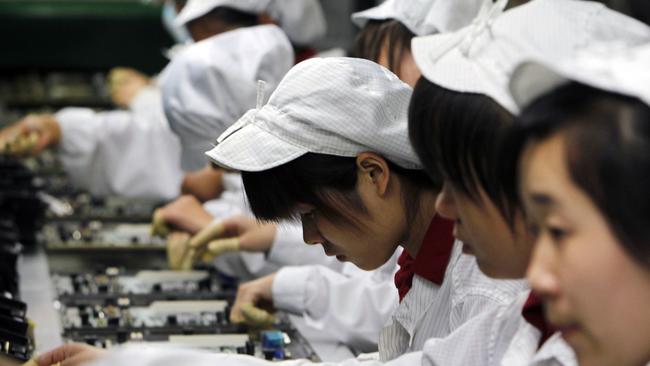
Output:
[166, 232, 193, 271]
[236, 303, 276, 328]
[0, 131, 39, 156]
[151, 209, 171, 237]
[188, 223, 240, 263]
[20, 359, 39, 366]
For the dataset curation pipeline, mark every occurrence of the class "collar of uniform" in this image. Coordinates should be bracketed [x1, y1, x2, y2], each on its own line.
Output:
[521, 292, 557, 349]
[394, 215, 455, 301]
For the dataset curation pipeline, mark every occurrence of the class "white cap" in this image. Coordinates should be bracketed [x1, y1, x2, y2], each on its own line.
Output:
[268, 0, 327, 45]
[412, 0, 650, 114]
[161, 25, 294, 172]
[510, 42, 650, 109]
[174, 0, 271, 27]
[205, 57, 420, 172]
[352, 0, 484, 36]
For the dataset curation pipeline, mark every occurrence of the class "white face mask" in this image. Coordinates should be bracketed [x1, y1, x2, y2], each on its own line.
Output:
[161, 1, 193, 45]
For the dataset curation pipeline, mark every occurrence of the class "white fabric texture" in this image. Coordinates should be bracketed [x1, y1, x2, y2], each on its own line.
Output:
[510, 42, 650, 110]
[272, 251, 400, 353]
[174, 0, 272, 27]
[207, 57, 420, 172]
[162, 24, 294, 171]
[378, 241, 527, 361]
[268, 0, 327, 45]
[412, 0, 650, 114]
[56, 86, 183, 200]
[352, 0, 484, 36]
[421, 290, 577, 366]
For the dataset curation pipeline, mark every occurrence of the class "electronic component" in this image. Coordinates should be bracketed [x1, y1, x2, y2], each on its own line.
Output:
[43, 221, 166, 251]
[53, 268, 236, 306]
[44, 193, 160, 223]
[0, 297, 34, 362]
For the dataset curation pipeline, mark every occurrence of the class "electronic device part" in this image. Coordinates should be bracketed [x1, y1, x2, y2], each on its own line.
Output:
[43, 222, 166, 251]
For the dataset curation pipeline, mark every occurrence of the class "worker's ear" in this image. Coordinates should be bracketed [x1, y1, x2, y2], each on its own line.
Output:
[356, 152, 391, 197]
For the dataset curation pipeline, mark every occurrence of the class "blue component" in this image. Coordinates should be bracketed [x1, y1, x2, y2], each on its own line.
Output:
[261, 331, 285, 349]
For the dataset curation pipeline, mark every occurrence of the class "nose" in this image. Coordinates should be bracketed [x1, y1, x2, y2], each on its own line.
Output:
[301, 214, 324, 245]
[526, 233, 561, 300]
[435, 182, 458, 221]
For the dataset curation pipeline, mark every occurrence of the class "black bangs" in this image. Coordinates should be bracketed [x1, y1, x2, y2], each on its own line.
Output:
[507, 81, 650, 268]
[409, 78, 515, 221]
[352, 19, 415, 77]
[240, 153, 363, 223]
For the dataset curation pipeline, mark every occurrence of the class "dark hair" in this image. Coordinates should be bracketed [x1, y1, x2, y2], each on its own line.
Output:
[241, 153, 433, 228]
[408, 77, 517, 222]
[352, 19, 415, 78]
[505, 82, 650, 268]
[193, 6, 259, 28]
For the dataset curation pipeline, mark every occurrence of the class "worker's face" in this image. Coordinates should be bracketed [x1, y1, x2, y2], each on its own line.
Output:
[297, 153, 408, 271]
[435, 181, 530, 279]
[377, 45, 421, 88]
[521, 133, 650, 366]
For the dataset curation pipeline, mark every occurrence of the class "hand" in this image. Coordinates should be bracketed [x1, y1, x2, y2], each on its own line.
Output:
[181, 165, 224, 202]
[167, 231, 192, 270]
[151, 195, 214, 236]
[0, 114, 61, 156]
[230, 273, 277, 327]
[37, 343, 106, 366]
[107, 67, 150, 108]
[188, 215, 277, 263]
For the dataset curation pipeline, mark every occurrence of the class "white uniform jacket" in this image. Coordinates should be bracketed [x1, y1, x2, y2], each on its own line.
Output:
[55, 85, 183, 200]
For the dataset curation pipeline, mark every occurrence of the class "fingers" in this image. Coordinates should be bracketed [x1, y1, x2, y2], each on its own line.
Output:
[200, 238, 240, 262]
[37, 344, 105, 366]
[188, 222, 226, 249]
[230, 274, 276, 324]
[151, 209, 171, 237]
[166, 232, 192, 271]
[240, 303, 276, 328]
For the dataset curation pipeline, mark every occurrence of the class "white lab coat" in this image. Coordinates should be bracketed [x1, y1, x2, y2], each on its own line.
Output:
[272, 251, 401, 353]
[378, 241, 526, 361]
[56, 85, 183, 200]
[161, 24, 294, 172]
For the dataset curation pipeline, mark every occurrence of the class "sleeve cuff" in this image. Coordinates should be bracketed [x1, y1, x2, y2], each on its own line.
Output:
[272, 266, 315, 314]
[267, 223, 303, 263]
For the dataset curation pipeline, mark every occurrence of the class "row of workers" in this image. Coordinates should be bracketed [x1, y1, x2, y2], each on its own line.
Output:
[2, 0, 649, 365]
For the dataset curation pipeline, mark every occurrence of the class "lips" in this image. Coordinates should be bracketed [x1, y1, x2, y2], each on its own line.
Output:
[321, 241, 340, 257]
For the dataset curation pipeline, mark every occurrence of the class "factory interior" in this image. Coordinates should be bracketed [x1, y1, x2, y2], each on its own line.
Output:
[1, 1, 650, 366]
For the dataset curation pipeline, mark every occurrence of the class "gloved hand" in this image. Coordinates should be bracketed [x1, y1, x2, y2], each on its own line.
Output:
[150, 195, 214, 236]
[166, 231, 192, 271]
[187, 215, 277, 263]
[230, 273, 277, 327]
[0, 114, 61, 156]
[107, 67, 150, 108]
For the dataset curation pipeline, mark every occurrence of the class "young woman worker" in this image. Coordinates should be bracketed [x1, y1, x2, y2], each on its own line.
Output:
[509, 43, 650, 366]
[404, 0, 650, 364]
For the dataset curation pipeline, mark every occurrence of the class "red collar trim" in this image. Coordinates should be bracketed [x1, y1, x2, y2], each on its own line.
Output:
[522, 292, 557, 348]
[394, 216, 455, 302]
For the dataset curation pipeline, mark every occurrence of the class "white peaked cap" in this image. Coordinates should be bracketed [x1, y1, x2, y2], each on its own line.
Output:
[206, 57, 421, 172]
[352, 0, 484, 36]
[412, 0, 650, 114]
[510, 42, 650, 109]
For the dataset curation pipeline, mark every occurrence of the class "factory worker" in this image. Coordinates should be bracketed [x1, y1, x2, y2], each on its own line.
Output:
[351, 0, 483, 87]
[0, 76, 184, 201]
[166, 0, 488, 350]
[202, 57, 522, 358]
[35, 57, 523, 366]
[403, 0, 650, 365]
[509, 43, 650, 366]
[0, 1, 193, 200]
